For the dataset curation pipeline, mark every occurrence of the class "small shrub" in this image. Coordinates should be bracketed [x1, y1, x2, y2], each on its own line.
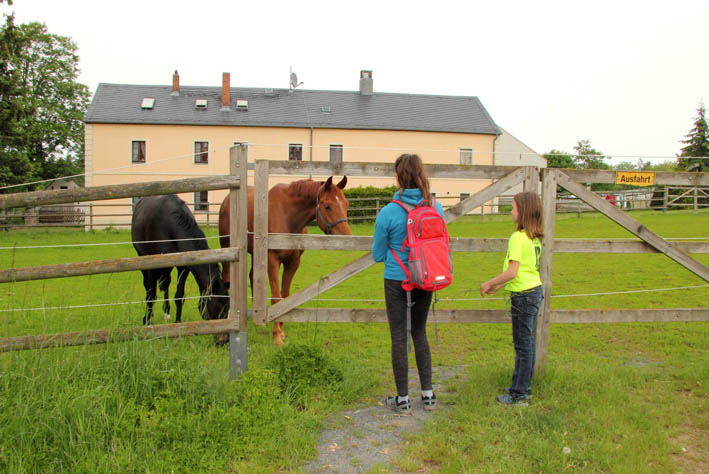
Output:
[267, 343, 344, 407]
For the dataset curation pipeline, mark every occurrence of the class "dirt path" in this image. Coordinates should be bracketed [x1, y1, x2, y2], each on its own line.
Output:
[303, 366, 463, 473]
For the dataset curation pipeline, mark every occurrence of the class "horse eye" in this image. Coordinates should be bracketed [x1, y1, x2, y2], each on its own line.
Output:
[325, 205, 331, 211]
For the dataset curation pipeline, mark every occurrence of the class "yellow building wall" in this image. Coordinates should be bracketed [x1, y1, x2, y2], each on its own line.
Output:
[85, 123, 496, 227]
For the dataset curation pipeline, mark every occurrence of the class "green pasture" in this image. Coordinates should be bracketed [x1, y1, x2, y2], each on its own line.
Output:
[0, 209, 707, 472]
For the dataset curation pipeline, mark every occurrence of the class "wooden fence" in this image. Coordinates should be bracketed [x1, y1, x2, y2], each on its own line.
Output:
[1, 148, 708, 378]
[247, 159, 708, 376]
[0, 146, 251, 379]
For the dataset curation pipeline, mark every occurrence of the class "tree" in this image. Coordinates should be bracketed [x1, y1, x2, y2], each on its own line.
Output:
[0, 16, 90, 192]
[677, 102, 709, 172]
[573, 139, 610, 170]
[543, 149, 575, 168]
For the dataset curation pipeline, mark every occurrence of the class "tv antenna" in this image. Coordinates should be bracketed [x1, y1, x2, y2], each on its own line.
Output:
[289, 66, 303, 90]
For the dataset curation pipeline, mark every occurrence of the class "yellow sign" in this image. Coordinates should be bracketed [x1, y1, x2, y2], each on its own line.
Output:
[615, 171, 655, 186]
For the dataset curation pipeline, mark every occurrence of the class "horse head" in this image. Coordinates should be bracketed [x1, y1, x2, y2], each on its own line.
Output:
[315, 176, 352, 235]
[198, 274, 230, 320]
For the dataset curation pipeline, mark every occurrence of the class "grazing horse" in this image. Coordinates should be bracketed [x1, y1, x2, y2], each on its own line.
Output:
[219, 176, 352, 345]
[132, 194, 229, 324]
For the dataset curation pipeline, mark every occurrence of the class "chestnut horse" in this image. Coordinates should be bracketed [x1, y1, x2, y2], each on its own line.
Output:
[218, 176, 352, 344]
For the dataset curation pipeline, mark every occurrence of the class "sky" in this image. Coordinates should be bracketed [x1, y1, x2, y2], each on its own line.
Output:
[4, 0, 709, 165]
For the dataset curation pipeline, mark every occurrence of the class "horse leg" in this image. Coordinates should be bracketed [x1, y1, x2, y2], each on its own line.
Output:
[267, 254, 285, 345]
[174, 267, 189, 323]
[158, 269, 172, 321]
[141, 269, 157, 325]
[278, 251, 303, 343]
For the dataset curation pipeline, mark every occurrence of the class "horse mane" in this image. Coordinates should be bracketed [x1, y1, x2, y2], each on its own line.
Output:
[287, 179, 322, 199]
[170, 197, 209, 251]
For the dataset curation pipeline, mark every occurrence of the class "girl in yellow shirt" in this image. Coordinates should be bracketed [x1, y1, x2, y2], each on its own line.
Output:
[480, 192, 544, 405]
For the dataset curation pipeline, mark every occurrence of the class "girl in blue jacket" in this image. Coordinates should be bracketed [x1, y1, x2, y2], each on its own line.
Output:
[372, 154, 444, 414]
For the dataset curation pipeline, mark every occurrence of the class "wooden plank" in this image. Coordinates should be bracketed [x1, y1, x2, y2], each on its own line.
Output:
[523, 166, 540, 193]
[265, 160, 523, 179]
[0, 176, 239, 210]
[535, 168, 558, 377]
[444, 167, 526, 223]
[276, 308, 509, 323]
[267, 253, 375, 322]
[0, 248, 238, 283]
[252, 160, 270, 325]
[265, 234, 709, 254]
[551, 308, 709, 323]
[270, 308, 709, 324]
[562, 169, 709, 186]
[556, 170, 709, 281]
[0, 318, 239, 352]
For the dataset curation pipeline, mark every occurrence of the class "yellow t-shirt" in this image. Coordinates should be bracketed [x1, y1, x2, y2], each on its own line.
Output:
[503, 230, 542, 292]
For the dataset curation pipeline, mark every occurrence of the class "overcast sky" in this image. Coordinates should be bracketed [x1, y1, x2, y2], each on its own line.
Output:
[4, 0, 708, 164]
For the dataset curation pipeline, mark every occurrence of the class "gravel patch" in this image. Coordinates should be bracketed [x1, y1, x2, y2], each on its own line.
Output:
[303, 366, 464, 473]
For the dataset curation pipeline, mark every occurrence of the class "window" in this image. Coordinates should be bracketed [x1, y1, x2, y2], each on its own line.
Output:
[329, 144, 343, 163]
[460, 148, 473, 165]
[194, 191, 208, 212]
[289, 144, 302, 161]
[132, 141, 146, 163]
[460, 192, 470, 201]
[194, 141, 209, 164]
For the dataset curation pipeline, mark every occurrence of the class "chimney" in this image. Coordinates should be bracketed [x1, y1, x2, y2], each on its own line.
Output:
[359, 70, 373, 96]
[171, 70, 180, 96]
[221, 72, 231, 110]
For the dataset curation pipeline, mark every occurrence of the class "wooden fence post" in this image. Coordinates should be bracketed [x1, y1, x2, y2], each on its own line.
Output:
[523, 166, 540, 193]
[252, 160, 269, 325]
[534, 168, 557, 377]
[229, 145, 249, 378]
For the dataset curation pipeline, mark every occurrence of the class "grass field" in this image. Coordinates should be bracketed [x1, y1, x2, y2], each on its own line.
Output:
[0, 209, 707, 472]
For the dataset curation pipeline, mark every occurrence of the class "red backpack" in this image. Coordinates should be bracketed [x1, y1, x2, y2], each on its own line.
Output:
[389, 199, 453, 292]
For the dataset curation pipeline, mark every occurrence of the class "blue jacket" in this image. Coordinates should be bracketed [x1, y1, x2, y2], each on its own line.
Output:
[372, 188, 445, 281]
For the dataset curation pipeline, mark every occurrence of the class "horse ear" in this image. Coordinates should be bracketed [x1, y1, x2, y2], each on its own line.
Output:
[324, 176, 333, 190]
[337, 176, 347, 190]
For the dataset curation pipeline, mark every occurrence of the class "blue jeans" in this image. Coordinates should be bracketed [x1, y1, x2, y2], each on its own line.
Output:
[509, 285, 543, 397]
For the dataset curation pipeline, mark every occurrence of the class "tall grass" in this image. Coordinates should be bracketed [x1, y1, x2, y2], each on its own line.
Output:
[0, 209, 707, 472]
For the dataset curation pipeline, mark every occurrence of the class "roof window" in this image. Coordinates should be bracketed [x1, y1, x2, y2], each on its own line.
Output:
[195, 99, 208, 110]
[235, 99, 248, 111]
[321, 106, 331, 114]
[141, 98, 155, 109]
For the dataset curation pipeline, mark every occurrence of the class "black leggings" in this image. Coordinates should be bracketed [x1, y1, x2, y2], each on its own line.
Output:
[384, 278, 433, 397]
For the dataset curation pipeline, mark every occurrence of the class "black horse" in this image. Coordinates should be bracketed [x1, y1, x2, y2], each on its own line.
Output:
[131, 194, 229, 324]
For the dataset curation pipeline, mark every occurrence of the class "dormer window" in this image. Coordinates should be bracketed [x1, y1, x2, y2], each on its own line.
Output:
[235, 99, 248, 111]
[141, 98, 155, 109]
[195, 99, 208, 110]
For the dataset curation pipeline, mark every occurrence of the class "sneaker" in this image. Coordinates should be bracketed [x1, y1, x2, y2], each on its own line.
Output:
[505, 387, 533, 398]
[496, 393, 528, 406]
[384, 396, 412, 414]
[422, 393, 437, 411]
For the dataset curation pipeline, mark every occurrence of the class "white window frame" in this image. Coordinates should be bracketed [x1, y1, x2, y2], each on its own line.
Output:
[329, 144, 344, 163]
[194, 140, 209, 164]
[288, 143, 303, 161]
[131, 139, 147, 164]
[459, 148, 474, 166]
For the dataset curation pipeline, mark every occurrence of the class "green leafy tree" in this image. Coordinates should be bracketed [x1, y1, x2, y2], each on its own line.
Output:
[573, 139, 610, 170]
[543, 149, 575, 168]
[676, 102, 709, 172]
[0, 16, 90, 192]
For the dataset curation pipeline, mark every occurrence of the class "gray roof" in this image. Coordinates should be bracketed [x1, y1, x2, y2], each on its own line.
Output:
[85, 83, 500, 135]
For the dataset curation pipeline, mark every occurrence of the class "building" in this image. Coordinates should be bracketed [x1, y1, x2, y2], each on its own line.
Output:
[493, 127, 547, 205]
[84, 70, 531, 226]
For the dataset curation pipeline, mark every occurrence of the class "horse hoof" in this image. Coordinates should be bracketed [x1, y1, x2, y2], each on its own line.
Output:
[164, 313, 171, 321]
[272, 336, 284, 346]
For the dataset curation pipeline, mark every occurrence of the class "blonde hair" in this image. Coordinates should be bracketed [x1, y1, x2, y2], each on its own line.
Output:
[394, 154, 431, 205]
[513, 192, 544, 240]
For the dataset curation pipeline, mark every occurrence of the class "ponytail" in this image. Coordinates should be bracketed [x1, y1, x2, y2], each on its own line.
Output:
[394, 154, 432, 205]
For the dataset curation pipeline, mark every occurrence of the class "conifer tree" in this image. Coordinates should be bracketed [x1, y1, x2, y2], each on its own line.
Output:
[677, 102, 709, 172]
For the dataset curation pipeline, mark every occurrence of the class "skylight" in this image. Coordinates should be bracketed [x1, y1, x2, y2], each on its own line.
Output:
[141, 98, 155, 109]
[195, 99, 208, 109]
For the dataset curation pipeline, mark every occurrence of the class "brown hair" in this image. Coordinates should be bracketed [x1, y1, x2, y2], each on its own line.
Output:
[513, 192, 544, 240]
[394, 154, 432, 205]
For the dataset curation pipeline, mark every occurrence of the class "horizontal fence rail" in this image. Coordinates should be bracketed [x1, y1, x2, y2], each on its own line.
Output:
[0, 319, 239, 352]
[0, 176, 240, 209]
[265, 234, 709, 254]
